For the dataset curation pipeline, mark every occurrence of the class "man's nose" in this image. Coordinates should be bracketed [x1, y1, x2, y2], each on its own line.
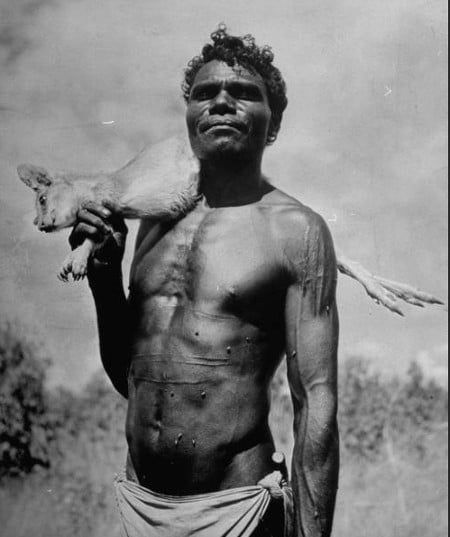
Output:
[209, 90, 236, 115]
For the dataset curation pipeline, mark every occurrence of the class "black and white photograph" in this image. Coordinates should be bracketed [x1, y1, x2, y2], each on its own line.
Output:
[0, 1, 447, 536]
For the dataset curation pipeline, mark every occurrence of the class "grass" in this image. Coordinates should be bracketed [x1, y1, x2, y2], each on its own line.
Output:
[334, 428, 448, 537]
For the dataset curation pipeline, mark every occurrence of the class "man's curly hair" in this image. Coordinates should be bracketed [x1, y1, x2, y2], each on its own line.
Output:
[182, 25, 288, 145]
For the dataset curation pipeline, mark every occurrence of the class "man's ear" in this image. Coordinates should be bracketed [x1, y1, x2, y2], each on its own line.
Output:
[17, 164, 52, 190]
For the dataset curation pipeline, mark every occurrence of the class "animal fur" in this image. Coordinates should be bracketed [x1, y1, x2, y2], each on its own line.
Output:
[18, 136, 199, 281]
[17, 136, 443, 315]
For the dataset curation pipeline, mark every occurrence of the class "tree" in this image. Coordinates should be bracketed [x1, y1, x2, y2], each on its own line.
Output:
[0, 319, 53, 478]
[338, 357, 392, 458]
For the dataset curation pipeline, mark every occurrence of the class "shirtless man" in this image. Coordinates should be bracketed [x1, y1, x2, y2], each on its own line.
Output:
[71, 28, 339, 537]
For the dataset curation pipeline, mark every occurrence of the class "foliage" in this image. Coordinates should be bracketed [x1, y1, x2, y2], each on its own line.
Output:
[338, 357, 448, 459]
[45, 373, 127, 536]
[338, 357, 392, 458]
[0, 319, 53, 478]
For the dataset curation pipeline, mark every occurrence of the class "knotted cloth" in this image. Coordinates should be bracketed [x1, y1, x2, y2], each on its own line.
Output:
[115, 471, 294, 537]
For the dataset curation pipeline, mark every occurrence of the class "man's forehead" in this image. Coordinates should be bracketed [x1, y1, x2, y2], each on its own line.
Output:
[192, 60, 265, 87]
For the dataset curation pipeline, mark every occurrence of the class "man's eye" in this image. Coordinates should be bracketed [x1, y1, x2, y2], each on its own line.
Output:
[193, 88, 214, 100]
[231, 87, 261, 101]
[39, 194, 47, 204]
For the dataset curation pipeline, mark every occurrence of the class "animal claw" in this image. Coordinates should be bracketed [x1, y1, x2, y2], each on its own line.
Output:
[57, 271, 68, 282]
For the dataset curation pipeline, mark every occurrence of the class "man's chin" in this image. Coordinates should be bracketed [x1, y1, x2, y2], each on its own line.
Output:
[196, 138, 249, 162]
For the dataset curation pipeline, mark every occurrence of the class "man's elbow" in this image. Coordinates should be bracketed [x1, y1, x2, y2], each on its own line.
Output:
[111, 378, 129, 399]
[293, 384, 339, 467]
[306, 382, 338, 424]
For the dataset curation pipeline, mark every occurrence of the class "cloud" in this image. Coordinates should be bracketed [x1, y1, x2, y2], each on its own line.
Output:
[0, 1, 55, 65]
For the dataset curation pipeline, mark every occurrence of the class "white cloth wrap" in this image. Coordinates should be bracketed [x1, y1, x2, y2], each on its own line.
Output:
[115, 473, 273, 537]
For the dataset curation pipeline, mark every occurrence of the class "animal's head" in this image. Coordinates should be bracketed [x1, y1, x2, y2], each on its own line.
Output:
[17, 164, 78, 232]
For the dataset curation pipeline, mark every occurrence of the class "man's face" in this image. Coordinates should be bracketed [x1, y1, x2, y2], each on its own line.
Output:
[186, 60, 272, 163]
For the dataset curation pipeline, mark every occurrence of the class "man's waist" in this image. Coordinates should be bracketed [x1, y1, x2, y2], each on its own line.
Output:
[126, 433, 276, 496]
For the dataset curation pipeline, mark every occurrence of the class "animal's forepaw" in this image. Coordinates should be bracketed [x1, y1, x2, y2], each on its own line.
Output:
[71, 258, 88, 281]
[57, 253, 87, 282]
[58, 242, 93, 282]
[58, 257, 73, 282]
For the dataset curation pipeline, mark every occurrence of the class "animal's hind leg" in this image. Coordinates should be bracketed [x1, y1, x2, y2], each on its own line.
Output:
[58, 239, 95, 282]
[336, 252, 444, 316]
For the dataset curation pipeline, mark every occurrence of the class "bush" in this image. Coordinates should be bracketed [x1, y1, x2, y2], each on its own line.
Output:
[338, 357, 448, 460]
[338, 357, 392, 458]
[45, 373, 127, 536]
[0, 319, 53, 478]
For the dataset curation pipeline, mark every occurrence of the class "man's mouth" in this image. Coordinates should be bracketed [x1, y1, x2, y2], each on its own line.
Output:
[199, 119, 248, 134]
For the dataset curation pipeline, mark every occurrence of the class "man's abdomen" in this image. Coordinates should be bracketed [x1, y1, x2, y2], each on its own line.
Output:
[125, 347, 276, 495]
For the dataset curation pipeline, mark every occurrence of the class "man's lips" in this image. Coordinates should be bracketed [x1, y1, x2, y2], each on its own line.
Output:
[199, 119, 248, 134]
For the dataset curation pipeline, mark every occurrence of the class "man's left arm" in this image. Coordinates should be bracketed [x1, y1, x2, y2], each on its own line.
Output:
[284, 214, 339, 537]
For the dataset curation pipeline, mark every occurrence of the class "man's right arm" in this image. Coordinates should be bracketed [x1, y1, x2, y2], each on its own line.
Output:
[70, 203, 130, 398]
[88, 263, 130, 398]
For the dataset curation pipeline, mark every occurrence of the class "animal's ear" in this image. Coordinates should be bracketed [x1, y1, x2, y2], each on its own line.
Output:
[17, 164, 52, 190]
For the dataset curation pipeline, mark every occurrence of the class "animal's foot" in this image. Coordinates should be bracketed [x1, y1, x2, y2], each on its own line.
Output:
[58, 254, 88, 282]
[71, 257, 88, 281]
[57, 239, 94, 282]
[337, 253, 444, 316]
[58, 255, 73, 282]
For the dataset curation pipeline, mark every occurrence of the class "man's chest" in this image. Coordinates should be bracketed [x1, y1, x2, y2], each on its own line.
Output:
[130, 206, 288, 316]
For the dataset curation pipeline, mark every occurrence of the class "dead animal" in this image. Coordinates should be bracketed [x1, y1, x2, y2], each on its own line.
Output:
[18, 136, 443, 316]
[18, 136, 199, 282]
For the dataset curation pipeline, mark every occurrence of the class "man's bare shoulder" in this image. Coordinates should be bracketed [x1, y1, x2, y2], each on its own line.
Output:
[256, 185, 329, 241]
[256, 186, 336, 286]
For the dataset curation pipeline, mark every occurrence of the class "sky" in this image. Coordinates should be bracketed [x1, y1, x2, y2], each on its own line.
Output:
[0, 0, 447, 390]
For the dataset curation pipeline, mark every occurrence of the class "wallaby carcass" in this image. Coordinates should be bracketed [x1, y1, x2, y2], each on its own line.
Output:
[17, 136, 443, 315]
[18, 136, 199, 282]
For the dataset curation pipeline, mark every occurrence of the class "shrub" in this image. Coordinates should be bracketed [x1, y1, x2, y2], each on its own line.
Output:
[338, 357, 448, 460]
[0, 319, 53, 478]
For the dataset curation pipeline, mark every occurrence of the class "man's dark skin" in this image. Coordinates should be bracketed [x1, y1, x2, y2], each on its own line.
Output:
[73, 59, 339, 536]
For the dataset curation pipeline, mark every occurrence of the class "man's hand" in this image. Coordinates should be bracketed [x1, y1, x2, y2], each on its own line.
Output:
[69, 202, 128, 269]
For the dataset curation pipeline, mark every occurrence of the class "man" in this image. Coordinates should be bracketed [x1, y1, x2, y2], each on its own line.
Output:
[72, 27, 339, 537]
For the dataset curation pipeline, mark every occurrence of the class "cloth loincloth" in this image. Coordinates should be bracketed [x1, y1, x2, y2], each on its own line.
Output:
[115, 471, 294, 537]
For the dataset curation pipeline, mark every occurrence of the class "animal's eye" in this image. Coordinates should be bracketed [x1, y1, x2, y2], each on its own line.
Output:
[39, 194, 47, 204]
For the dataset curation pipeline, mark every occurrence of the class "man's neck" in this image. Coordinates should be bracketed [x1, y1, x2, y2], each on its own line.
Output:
[199, 155, 265, 208]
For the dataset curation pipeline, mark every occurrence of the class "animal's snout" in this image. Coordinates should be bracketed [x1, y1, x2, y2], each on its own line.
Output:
[39, 224, 54, 233]
[37, 213, 57, 232]
[38, 219, 55, 232]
